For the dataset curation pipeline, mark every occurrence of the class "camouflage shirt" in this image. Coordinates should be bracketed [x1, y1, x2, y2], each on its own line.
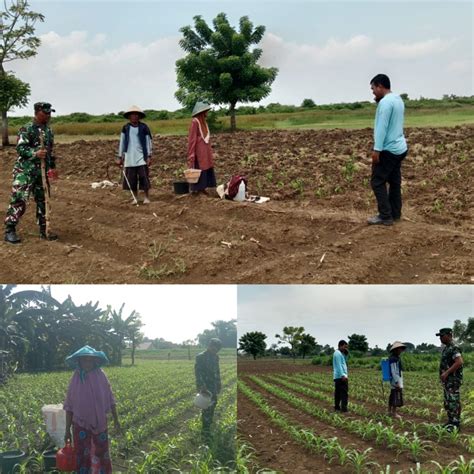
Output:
[195, 350, 221, 395]
[440, 343, 463, 385]
[16, 122, 55, 171]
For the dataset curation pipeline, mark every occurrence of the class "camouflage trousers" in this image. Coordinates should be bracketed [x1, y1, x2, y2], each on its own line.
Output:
[4, 162, 46, 229]
[443, 382, 461, 425]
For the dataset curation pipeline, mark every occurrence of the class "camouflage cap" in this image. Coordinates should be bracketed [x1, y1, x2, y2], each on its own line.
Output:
[436, 328, 453, 337]
[34, 102, 55, 113]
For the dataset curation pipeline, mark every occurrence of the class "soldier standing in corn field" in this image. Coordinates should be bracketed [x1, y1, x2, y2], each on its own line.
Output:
[437, 327, 464, 431]
[195, 338, 222, 442]
[4, 102, 58, 243]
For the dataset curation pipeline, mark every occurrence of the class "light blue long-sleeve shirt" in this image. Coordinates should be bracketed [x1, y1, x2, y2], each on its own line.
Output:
[333, 349, 348, 380]
[374, 93, 407, 155]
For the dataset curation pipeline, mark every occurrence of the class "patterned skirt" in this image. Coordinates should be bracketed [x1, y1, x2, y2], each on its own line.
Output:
[73, 424, 112, 474]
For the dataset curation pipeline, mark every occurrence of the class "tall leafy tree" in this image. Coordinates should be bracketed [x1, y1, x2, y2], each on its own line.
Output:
[176, 13, 278, 131]
[0, 0, 44, 145]
[239, 331, 267, 360]
[298, 333, 317, 359]
[197, 319, 237, 348]
[275, 326, 305, 359]
[348, 334, 369, 353]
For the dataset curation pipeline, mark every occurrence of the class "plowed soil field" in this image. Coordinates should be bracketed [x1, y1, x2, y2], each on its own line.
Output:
[0, 126, 472, 283]
[238, 360, 473, 473]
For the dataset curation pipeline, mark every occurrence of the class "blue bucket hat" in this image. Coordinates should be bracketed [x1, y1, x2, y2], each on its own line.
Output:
[65, 345, 109, 369]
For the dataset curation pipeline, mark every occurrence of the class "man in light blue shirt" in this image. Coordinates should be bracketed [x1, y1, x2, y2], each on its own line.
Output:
[333, 340, 349, 412]
[368, 74, 408, 226]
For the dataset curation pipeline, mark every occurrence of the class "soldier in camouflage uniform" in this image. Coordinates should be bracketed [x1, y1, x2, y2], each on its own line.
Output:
[195, 338, 222, 442]
[437, 327, 464, 431]
[4, 102, 59, 244]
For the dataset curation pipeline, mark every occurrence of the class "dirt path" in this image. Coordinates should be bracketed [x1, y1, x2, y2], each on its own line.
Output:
[0, 126, 472, 283]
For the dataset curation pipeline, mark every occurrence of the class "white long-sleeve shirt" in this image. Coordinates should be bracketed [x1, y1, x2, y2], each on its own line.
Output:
[118, 126, 152, 167]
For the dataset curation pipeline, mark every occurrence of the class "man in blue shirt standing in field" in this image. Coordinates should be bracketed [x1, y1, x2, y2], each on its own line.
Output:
[368, 74, 408, 226]
[333, 340, 349, 412]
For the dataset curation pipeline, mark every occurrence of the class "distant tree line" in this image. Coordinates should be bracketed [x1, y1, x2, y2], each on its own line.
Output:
[238, 318, 474, 361]
[7, 95, 474, 128]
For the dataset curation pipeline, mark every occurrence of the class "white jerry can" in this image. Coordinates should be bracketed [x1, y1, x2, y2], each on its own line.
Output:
[41, 404, 67, 447]
[234, 181, 246, 202]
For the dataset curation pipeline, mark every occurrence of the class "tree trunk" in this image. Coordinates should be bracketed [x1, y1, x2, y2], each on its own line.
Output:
[131, 340, 135, 366]
[229, 102, 237, 132]
[1, 110, 10, 147]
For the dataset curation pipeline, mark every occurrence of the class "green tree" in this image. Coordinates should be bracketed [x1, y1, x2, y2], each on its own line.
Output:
[175, 13, 278, 131]
[0, 0, 44, 145]
[301, 98, 316, 108]
[239, 331, 267, 360]
[275, 326, 305, 359]
[298, 333, 317, 359]
[197, 319, 237, 348]
[348, 334, 369, 353]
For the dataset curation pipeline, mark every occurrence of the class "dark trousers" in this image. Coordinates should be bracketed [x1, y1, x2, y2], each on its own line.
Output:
[334, 378, 348, 411]
[202, 393, 218, 440]
[371, 150, 407, 220]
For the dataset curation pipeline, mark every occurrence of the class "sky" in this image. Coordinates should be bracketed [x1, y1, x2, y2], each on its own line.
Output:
[13, 285, 237, 342]
[6, 1, 472, 115]
[238, 285, 474, 348]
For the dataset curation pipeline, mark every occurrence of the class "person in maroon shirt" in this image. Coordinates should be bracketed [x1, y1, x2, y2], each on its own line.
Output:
[187, 101, 217, 194]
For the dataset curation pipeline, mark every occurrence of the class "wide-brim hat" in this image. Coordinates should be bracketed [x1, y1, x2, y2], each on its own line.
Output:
[390, 341, 407, 352]
[65, 345, 109, 369]
[123, 105, 145, 119]
[436, 328, 452, 337]
[192, 101, 211, 117]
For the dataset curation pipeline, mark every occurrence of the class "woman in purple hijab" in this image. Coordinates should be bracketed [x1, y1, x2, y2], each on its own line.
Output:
[63, 345, 120, 474]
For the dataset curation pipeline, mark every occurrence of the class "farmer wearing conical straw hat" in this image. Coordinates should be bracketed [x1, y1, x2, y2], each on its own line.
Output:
[117, 105, 153, 204]
[63, 345, 121, 474]
[187, 101, 217, 194]
[388, 341, 406, 419]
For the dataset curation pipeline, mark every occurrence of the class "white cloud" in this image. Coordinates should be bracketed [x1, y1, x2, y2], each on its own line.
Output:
[377, 38, 455, 59]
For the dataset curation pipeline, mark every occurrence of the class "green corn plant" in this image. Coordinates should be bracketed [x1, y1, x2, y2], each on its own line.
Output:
[406, 433, 433, 462]
[447, 455, 474, 474]
[346, 448, 377, 474]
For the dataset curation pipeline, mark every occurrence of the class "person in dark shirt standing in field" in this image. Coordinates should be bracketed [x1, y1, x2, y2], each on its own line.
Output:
[437, 327, 464, 431]
[368, 74, 408, 226]
[195, 338, 222, 442]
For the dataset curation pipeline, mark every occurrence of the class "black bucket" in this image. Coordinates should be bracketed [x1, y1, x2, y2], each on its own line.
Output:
[42, 449, 57, 471]
[173, 181, 189, 194]
[0, 450, 26, 474]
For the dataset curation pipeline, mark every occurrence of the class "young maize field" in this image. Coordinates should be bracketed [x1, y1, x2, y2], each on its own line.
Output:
[238, 362, 473, 473]
[0, 358, 236, 473]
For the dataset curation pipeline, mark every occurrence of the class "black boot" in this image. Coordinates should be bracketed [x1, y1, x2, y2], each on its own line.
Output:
[39, 226, 58, 241]
[4, 227, 21, 244]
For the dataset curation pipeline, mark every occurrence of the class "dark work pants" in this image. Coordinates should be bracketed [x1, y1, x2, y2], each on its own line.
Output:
[371, 150, 407, 220]
[334, 378, 348, 411]
[202, 393, 218, 440]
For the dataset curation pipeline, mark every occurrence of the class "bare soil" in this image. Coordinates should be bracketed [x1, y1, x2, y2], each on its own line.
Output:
[0, 126, 472, 283]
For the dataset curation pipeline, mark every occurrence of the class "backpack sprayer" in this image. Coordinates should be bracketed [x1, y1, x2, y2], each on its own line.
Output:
[380, 358, 391, 397]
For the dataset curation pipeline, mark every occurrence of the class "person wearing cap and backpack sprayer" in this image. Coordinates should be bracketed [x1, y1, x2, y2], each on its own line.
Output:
[194, 338, 222, 442]
[187, 101, 217, 195]
[116, 106, 153, 204]
[63, 345, 121, 474]
[387, 341, 407, 419]
[437, 327, 464, 431]
[4, 102, 59, 244]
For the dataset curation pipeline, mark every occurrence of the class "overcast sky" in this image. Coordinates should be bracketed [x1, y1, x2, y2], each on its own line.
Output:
[238, 285, 473, 348]
[13, 285, 237, 342]
[7, 1, 472, 115]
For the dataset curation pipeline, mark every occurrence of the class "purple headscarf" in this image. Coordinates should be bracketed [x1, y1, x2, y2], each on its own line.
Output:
[63, 368, 116, 434]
